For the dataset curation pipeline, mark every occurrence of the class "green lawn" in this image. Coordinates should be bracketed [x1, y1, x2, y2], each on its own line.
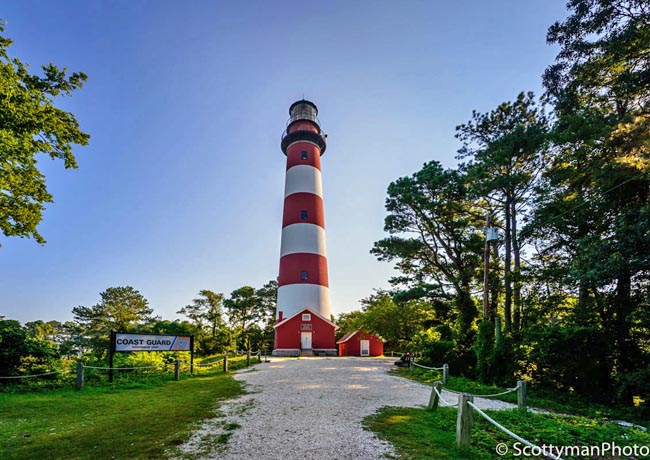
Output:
[365, 406, 650, 460]
[366, 367, 650, 459]
[0, 365, 250, 460]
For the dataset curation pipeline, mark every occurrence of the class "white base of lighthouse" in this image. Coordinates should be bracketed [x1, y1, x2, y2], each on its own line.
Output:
[276, 284, 331, 321]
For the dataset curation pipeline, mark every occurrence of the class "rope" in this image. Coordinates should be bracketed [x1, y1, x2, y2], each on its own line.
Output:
[467, 401, 563, 460]
[434, 386, 459, 407]
[412, 362, 444, 371]
[471, 386, 519, 398]
[440, 385, 517, 398]
[83, 365, 160, 370]
[0, 371, 62, 379]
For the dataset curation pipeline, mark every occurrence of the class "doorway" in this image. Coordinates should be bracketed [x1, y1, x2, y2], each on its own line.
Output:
[360, 340, 370, 356]
[301, 332, 312, 350]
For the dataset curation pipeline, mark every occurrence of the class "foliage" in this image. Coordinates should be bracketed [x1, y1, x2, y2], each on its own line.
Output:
[177, 289, 230, 354]
[0, 21, 89, 247]
[335, 310, 365, 340]
[371, 161, 484, 341]
[369, 0, 650, 411]
[0, 319, 58, 378]
[223, 281, 276, 351]
[357, 291, 435, 351]
[364, 405, 650, 460]
[72, 286, 154, 356]
[456, 91, 549, 331]
[474, 320, 495, 383]
[522, 325, 614, 402]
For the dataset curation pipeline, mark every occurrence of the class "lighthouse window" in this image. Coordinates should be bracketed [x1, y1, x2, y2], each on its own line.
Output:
[301, 150, 308, 160]
[300, 210, 308, 220]
[301, 271, 308, 280]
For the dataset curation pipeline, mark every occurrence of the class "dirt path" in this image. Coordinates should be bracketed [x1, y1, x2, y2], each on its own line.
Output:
[177, 357, 519, 460]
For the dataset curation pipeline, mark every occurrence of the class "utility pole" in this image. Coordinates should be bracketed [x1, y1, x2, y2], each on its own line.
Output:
[483, 214, 491, 320]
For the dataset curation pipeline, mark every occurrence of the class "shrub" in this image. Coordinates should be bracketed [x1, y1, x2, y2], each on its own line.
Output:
[522, 325, 612, 401]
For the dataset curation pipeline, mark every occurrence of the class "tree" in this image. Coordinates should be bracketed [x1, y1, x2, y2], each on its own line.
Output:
[177, 290, 225, 338]
[358, 291, 435, 351]
[0, 319, 58, 377]
[456, 92, 549, 331]
[0, 21, 89, 247]
[254, 280, 278, 352]
[223, 286, 262, 350]
[177, 290, 229, 354]
[538, 0, 650, 388]
[72, 286, 154, 355]
[372, 161, 484, 341]
[335, 310, 365, 340]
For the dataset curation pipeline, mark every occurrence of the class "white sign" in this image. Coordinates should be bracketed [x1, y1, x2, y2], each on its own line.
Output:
[115, 334, 191, 352]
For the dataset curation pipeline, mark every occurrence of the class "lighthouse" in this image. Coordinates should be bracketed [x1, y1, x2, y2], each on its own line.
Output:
[273, 100, 338, 356]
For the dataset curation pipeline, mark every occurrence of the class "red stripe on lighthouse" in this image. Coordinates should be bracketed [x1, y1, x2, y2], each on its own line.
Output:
[282, 193, 325, 228]
[278, 253, 329, 287]
[288, 121, 319, 134]
[286, 143, 322, 170]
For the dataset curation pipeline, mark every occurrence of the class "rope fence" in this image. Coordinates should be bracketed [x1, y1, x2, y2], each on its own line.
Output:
[0, 370, 65, 379]
[409, 359, 449, 384]
[470, 387, 519, 398]
[84, 365, 160, 370]
[426, 378, 540, 456]
[411, 362, 445, 371]
[1, 349, 264, 390]
[431, 384, 459, 407]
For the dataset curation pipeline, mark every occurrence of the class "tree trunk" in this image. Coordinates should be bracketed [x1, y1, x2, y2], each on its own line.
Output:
[457, 281, 478, 343]
[614, 269, 634, 370]
[504, 198, 512, 332]
[512, 201, 522, 331]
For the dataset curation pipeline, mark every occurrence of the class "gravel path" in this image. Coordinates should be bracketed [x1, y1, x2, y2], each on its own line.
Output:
[177, 357, 519, 460]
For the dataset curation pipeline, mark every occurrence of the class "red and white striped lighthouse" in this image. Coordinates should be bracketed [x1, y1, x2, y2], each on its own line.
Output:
[273, 100, 338, 356]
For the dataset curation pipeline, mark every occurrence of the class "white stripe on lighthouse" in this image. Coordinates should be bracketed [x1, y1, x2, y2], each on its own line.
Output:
[280, 223, 327, 257]
[277, 284, 331, 320]
[284, 165, 323, 198]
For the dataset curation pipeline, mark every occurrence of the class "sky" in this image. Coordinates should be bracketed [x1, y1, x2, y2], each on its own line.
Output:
[0, 0, 568, 324]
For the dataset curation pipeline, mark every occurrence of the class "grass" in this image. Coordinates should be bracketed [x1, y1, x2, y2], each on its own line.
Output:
[394, 366, 649, 427]
[0, 359, 255, 460]
[364, 406, 650, 460]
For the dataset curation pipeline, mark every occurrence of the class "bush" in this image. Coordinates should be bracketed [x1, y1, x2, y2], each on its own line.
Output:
[489, 334, 518, 386]
[617, 365, 650, 413]
[474, 321, 494, 383]
[522, 325, 612, 401]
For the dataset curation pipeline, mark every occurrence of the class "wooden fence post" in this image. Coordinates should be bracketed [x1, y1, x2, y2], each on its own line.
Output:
[443, 363, 449, 384]
[246, 350, 251, 367]
[456, 393, 473, 448]
[76, 361, 84, 390]
[174, 360, 180, 381]
[517, 380, 527, 411]
[428, 381, 442, 410]
[223, 354, 229, 373]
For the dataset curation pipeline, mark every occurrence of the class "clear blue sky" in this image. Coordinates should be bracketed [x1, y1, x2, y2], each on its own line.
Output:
[1, 1, 568, 324]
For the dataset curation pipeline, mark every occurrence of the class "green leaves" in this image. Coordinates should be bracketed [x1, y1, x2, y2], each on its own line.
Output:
[0, 20, 89, 246]
[372, 161, 483, 339]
